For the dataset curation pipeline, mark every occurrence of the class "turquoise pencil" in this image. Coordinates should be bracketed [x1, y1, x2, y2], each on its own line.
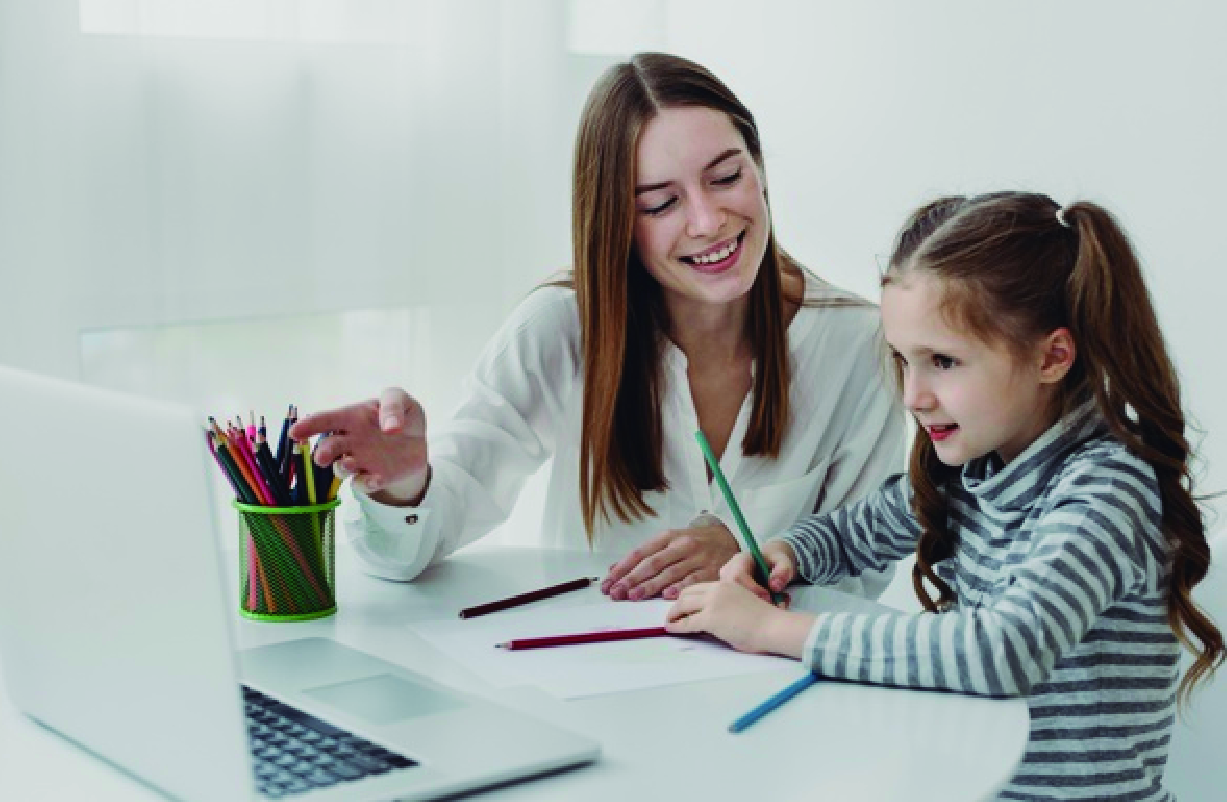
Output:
[693, 430, 784, 604]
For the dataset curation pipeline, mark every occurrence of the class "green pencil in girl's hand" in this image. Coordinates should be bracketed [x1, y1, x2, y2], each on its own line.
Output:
[694, 430, 785, 605]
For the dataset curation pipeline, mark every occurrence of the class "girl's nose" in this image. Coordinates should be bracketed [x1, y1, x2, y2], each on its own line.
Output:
[902, 375, 935, 412]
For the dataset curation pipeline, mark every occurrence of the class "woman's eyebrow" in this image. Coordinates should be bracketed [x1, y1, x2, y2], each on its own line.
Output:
[634, 148, 743, 195]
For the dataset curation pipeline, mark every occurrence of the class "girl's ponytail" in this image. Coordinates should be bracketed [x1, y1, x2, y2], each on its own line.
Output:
[1064, 202, 1223, 704]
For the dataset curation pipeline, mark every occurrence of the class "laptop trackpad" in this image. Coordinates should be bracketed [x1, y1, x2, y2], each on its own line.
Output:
[302, 674, 464, 726]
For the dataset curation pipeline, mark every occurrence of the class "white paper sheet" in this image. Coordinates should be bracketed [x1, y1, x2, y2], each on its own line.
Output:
[408, 599, 794, 699]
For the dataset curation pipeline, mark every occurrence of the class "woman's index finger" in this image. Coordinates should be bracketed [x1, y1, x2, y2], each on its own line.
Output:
[289, 404, 368, 440]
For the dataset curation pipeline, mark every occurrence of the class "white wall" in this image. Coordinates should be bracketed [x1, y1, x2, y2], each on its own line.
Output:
[2, 0, 1225, 520]
[664, 0, 1227, 516]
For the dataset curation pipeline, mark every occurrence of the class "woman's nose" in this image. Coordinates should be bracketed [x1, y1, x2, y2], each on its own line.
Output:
[686, 192, 725, 238]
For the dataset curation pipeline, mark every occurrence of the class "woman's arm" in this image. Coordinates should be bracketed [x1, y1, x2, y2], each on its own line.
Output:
[309, 287, 581, 581]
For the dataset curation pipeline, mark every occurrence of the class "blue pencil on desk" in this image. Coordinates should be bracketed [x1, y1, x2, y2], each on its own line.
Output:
[728, 672, 819, 733]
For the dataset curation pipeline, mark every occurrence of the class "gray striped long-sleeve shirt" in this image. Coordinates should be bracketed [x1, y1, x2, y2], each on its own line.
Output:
[779, 403, 1178, 801]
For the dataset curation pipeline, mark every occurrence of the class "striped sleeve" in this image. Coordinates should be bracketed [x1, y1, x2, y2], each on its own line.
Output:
[797, 457, 1158, 696]
[777, 473, 922, 586]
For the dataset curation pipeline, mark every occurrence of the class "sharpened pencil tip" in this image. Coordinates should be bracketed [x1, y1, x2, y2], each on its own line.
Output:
[495, 643, 507, 649]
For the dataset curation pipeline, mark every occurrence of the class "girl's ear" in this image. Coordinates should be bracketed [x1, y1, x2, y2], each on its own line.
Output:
[1038, 327, 1076, 385]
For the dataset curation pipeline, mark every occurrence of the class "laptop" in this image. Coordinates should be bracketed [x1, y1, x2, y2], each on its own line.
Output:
[0, 365, 599, 801]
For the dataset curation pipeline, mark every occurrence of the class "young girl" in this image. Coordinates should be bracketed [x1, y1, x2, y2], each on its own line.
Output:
[666, 191, 1224, 801]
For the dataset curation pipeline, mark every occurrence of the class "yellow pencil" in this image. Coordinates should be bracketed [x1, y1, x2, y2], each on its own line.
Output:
[302, 441, 317, 505]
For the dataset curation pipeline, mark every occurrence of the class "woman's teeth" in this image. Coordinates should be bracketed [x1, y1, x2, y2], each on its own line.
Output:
[690, 237, 738, 264]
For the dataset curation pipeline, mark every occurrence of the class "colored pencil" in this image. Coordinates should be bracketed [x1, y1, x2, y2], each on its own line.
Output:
[694, 430, 784, 604]
[273, 406, 292, 480]
[459, 576, 601, 619]
[255, 435, 289, 506]
[496, 626, 670, 651]
[728, 672, 819, 733]
[302, 439, 318, 505]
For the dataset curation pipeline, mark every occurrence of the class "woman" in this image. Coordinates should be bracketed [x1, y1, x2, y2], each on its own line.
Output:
[291, 53, 905, 601]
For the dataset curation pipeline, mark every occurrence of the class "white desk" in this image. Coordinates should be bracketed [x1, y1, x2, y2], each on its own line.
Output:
[0, 544, 1029, 801]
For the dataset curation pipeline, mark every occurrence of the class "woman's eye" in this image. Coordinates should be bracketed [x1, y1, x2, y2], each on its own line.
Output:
[932, 354, 956, 370]
[641, 197, 676, 216]
[713, 169, 742, 186]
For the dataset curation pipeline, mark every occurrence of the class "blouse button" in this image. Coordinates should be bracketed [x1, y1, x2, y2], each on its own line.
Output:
[405, 514, 419, 525]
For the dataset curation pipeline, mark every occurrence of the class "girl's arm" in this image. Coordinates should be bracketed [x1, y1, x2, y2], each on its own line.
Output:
[787, 457, 1159, 696]
[777, 473, 924, 586]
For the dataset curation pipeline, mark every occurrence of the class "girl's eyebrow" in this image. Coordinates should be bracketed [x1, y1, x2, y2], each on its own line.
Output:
[634, 148, 743, 195]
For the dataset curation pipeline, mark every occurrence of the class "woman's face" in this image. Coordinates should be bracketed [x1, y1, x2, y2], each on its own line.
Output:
[631, 106, 770, 312]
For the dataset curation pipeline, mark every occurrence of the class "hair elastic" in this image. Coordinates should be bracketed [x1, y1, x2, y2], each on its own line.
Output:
[1056, 206, 1071, 228]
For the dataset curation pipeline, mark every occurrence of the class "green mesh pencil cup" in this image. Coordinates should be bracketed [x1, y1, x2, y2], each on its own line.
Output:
[234, 499, 340, 621]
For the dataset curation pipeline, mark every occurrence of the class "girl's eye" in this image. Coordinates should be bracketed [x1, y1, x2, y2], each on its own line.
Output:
[932, 354, 956, 370]
[641, 197, 677, 216]
[713, 169, 742, 186]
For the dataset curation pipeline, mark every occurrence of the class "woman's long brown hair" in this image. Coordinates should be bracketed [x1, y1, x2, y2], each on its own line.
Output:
[886, 191, 1223, 705]
[566, 53, 824, 538]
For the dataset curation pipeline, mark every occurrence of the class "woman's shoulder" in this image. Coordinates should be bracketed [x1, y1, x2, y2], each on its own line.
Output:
[798, 267, 877, 309]
[501, 279, 580, 339]
[474, 279, 581, 379]
[790, 266, 884, 358]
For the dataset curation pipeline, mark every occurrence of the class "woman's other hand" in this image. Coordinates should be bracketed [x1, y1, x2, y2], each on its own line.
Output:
[600, 522, 740, 601]
[289, 387, 430, 506]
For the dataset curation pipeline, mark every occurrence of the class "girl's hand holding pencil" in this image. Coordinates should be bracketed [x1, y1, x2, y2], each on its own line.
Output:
[719, 540, 798, 605]
[290, 387, 430, 506]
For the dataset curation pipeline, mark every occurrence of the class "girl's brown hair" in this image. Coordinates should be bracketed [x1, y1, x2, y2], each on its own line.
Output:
[884, 191, 1222, 704]
[565, 52, 826, 538]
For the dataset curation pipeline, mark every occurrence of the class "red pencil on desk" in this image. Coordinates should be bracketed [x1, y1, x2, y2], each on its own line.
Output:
[496, 627, 669, 651]
[459, 576, 601, 619]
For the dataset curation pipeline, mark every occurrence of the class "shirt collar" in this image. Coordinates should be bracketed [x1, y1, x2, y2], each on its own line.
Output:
[960, 399, 1106, 512]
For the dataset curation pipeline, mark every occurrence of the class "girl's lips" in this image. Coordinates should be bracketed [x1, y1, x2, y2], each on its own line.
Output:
[927, 423, 958, 442]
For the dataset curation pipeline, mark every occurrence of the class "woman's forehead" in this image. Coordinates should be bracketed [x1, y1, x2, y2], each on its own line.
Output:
[635, 107, 745, 181]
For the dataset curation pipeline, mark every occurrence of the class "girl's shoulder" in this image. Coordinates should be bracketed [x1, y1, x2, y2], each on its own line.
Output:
[1051, 429, 1160, 507]
[1045, 429, 1168, 571]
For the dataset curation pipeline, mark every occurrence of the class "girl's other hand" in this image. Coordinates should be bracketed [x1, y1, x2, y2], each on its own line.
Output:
[289, 387, 430, 505]
[665, 580, 807, 656]
[600, 522, 740, 601]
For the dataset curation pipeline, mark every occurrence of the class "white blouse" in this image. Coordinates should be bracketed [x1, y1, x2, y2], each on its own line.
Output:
[346, 271, 907, 598]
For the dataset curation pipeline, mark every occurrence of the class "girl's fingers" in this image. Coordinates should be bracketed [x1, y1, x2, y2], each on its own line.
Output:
[664, 588, 706, 623]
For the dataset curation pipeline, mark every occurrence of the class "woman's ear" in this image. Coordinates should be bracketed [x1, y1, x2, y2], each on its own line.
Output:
[1038, 327, 1076, 385]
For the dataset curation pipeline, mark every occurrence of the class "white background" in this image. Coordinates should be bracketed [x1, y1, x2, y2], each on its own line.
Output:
[1, 0, 1224, 528]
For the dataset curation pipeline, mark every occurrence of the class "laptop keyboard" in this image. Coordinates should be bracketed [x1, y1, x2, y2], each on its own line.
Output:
[243, 685, 418, 799]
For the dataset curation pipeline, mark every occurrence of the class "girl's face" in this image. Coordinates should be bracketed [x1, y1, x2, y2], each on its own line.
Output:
[631, 106, 769, 314]
[881, 272, 1065, 466]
